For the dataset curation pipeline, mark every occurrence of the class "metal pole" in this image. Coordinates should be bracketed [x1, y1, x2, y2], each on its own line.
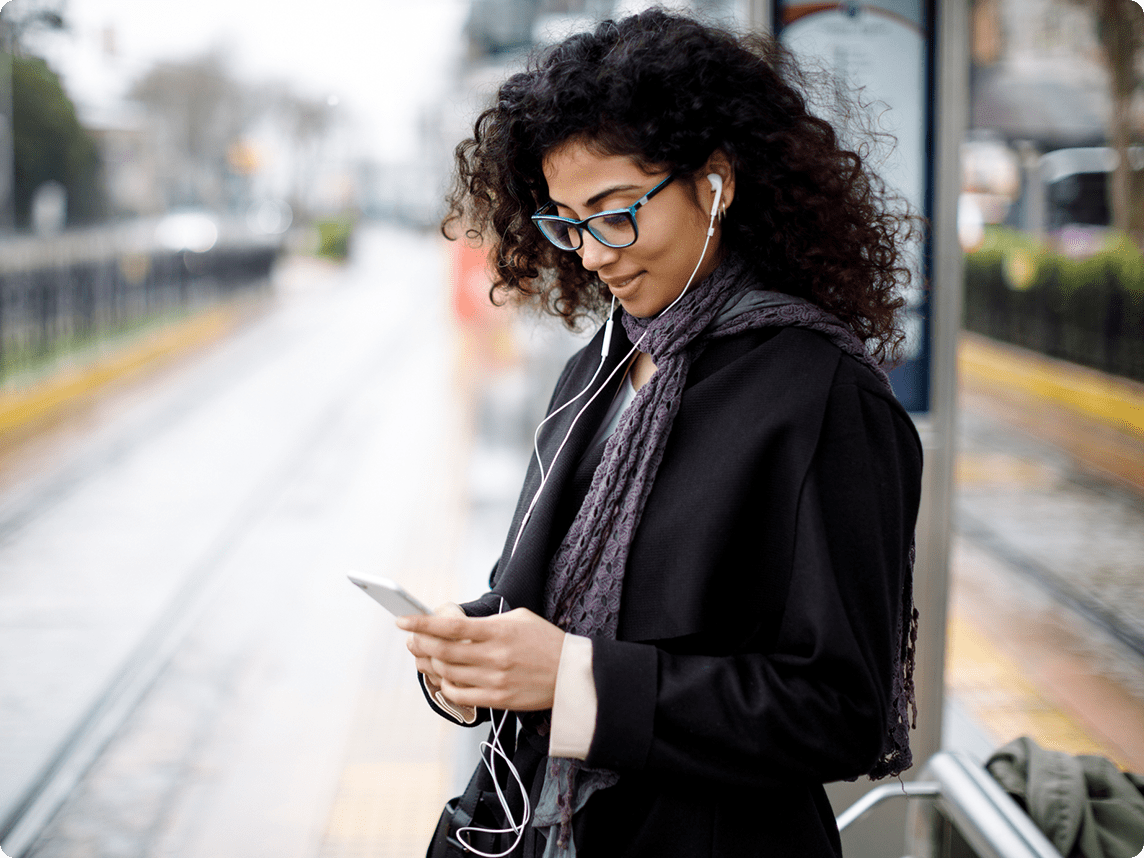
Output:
[748, 0, 773, 33]
[0, 19, 15, 233]
[911, 0, 970, 770]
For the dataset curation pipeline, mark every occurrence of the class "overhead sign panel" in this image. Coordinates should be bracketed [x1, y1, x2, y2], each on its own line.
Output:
[776, 1, 934, 413]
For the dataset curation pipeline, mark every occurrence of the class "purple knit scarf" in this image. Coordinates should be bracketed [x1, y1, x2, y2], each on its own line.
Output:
[532, 255, 918, 856]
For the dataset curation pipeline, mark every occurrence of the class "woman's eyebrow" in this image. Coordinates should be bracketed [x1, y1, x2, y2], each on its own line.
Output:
[550, 183, 643, 210]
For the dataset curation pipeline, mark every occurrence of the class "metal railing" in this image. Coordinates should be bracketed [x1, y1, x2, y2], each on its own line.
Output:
[0, 219, 281, 383]
[837, 752, 1060, 858]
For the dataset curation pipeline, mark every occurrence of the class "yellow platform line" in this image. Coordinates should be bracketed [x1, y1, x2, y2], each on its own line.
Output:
[320, 761, 452, 858]
[946, 610, 1131, 770]
[959, 333, 1144, 439]
[0, 303, 252, 440]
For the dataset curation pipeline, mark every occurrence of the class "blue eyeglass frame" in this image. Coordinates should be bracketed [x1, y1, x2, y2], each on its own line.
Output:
[531, 173, 676, 251]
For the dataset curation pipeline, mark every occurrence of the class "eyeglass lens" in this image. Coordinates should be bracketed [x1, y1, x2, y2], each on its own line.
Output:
[538, 212, 636, 251]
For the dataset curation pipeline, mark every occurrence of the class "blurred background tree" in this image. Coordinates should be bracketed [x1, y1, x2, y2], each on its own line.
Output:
[11, 53, 105, 226]
[1069, 0, 1144, 234]
[125, 52, 343, 220]
[2, 0, 106, 228]
[260, 84, 337, 221]
[0, 0, 64, 45]
[1095, 0, 1144, 234]
[128, 51, 252, 211]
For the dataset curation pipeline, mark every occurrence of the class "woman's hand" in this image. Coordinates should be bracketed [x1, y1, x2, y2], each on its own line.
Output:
[408, 603, 465, 695]
[398, 607, 565, 711]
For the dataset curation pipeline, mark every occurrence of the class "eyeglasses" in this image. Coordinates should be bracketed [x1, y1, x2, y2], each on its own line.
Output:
[531, 173, 675, 252]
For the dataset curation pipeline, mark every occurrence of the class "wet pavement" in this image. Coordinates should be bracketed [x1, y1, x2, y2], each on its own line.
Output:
[1, 222, 1142, 856]
[956, 391, 1144, 661]
[948, 384, 1144, 771]
[0, 225, 473, 857]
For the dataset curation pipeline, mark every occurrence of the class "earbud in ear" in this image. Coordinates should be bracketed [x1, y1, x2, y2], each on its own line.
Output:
[706, 173, 723, 219]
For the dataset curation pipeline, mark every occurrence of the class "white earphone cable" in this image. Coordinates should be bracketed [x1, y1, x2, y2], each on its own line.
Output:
[474, 178, 724, 852]
[454, 597, 531, 857]
[510, 178, 722, 560]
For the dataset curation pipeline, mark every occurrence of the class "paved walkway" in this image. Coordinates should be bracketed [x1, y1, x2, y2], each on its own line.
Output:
[2, 243, 1142, 857]
[0, 227, 471, 858]
[947, 337, 1144, 772]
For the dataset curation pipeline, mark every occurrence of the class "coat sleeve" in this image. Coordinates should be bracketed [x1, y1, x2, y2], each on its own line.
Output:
[417, 583, 501, 726]
[584, 373, 923, 789]
[414, 334, 608, 726]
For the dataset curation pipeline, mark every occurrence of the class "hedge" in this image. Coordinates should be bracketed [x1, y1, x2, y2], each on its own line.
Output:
[315, 217, 356, 261]
[963, 226, 1144, 383]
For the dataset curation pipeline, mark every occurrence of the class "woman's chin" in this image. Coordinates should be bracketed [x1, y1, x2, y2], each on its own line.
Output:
[619, 298, 655, 318]
[617, 289, 683, 319]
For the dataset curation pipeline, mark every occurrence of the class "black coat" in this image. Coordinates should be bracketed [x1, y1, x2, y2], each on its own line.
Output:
[444, 314, 924, 856]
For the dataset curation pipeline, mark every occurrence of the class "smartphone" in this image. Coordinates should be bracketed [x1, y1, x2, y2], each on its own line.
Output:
[347, 572, 431, 616]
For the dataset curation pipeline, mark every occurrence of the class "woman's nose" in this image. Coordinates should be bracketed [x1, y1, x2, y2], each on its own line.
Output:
[577, 232, 621, 272]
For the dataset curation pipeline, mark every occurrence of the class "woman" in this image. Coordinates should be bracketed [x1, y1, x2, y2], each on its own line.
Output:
[398, 9, 924, 857]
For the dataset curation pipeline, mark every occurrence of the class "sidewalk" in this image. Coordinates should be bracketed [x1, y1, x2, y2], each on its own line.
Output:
[958, 333, 1144, 494]
[0, 230, 471, 858]
[945, 334, 1144, 772]
[3, 267, 1142, 857]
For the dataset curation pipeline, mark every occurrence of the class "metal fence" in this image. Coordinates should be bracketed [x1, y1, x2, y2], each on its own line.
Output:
[0, 220, 281, 382]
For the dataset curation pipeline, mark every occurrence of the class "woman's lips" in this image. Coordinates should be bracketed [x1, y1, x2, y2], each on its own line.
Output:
[604, 272, 643, 296]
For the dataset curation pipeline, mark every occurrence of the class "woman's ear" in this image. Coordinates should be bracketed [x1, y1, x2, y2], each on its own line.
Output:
[703, 149, 736, 213]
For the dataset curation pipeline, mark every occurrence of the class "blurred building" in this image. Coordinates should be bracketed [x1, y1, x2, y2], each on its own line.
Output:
[464, 0, 761, 60]
[81, 101, 165, 217]
[965, 0, 1143, 243]
[971, 0, 1110, 149]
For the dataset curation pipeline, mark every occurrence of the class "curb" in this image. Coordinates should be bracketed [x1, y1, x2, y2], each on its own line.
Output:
[959, 333, 1144, 438]
[958, 333, 1144, 493]
[0, 300, 260, 444]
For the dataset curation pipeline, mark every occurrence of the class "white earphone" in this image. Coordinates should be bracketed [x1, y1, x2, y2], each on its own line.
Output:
[484, 166, 729, 850]
[510, 169, 726, 560]
[707, 172, 723, 219]
[455, 598, 532, 857]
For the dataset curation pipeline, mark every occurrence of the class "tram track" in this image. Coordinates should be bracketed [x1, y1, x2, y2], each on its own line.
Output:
[953, 380, 1144, 686]
[957, 507, 1144, 665]
[1, 326, 418, 858]
[0, 232, 428, 857]
[0, 332, 271, 549]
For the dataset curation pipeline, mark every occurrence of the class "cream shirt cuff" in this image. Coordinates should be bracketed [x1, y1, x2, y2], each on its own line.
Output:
[420, 602, 478, 724]
[548, 633, 597, 760]
[422, 673, 478, 724]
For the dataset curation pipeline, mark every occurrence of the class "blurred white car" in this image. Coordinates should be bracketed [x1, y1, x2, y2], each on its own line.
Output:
[154, 210, 219, 253]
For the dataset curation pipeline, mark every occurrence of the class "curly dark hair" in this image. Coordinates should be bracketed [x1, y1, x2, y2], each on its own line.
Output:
[443, 8, 920, 361]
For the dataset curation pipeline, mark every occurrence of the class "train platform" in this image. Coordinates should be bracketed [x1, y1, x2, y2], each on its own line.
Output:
[1, 225, 1141, 856]
[948, 335, 1144, 773]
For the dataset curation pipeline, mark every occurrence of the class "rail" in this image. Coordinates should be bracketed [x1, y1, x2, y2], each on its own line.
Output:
[0, 217, 282, 383]
[837, 752, 1060, 858]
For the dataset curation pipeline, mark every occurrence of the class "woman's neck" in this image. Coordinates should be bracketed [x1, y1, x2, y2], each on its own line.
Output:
[630, 351, 657, 392]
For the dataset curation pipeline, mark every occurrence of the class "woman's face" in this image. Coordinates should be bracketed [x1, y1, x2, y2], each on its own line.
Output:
[541, 141, 727, 318]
